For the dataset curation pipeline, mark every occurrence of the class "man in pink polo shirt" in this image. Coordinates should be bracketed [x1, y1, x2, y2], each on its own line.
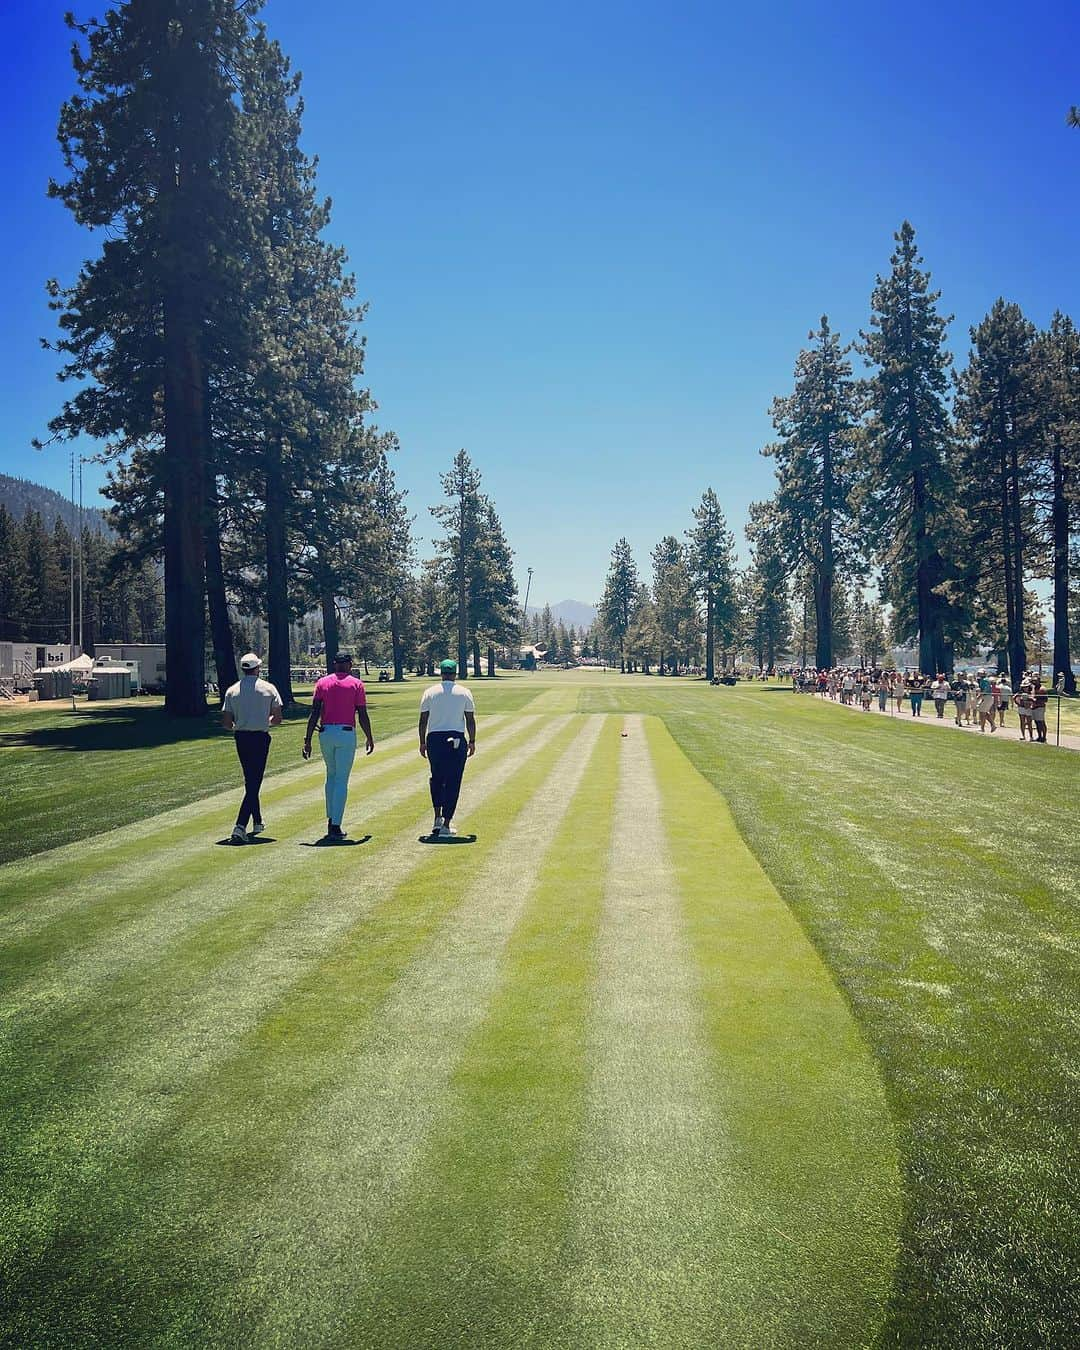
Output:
[302, 652, 374, 839]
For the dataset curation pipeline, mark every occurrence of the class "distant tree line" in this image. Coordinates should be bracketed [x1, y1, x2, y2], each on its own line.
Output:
[595, 492, 778, 680]
[759, 221, 1077, 690]
[42, 2, 518, 709]
[0, 503, 162, 648]
[597, 223, 1078, 689]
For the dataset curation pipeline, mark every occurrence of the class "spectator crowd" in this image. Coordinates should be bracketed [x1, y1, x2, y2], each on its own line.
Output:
[789, 667, 1053, 742]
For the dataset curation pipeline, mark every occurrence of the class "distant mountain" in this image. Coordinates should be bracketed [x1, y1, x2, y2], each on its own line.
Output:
[0, 472, 112, 536]
[527, 599, 597, 629]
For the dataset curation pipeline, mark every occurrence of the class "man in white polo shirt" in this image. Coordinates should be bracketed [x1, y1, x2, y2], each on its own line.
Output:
[222, 653, 283, 843]
[419, 659, 476, 837]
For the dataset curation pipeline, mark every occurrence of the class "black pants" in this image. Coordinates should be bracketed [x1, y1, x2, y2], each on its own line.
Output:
[234, 730, 271, 828]
[427, 731, 468, 821]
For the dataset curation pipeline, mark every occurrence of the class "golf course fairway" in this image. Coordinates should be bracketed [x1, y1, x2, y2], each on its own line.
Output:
[0, 692, 902, 1348]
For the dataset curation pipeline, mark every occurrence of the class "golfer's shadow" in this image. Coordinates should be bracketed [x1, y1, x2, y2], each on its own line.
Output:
[214, 836, 278, 847]
[418, 833, 477, 845]
[299, 834, 373, 848]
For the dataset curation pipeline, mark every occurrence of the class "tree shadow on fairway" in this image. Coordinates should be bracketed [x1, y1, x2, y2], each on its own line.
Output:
[0, 701, 312, 753]
[418, 833, 477, 844]
[299, 834, 373, 848]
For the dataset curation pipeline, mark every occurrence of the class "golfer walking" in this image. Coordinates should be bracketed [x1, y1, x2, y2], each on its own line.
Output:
[303, 652, 374, 839]
[419, 660, 476, 837]
[222, 653, 283, 843]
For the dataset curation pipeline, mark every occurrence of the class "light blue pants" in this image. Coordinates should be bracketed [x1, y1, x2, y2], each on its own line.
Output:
[319, 725, 357, 825]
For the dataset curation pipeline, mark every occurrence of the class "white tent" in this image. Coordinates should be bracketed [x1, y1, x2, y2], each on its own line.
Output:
[41, 653, 95, 674]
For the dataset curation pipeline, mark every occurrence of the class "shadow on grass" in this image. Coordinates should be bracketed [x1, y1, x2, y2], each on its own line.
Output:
[0, 702, 313, 754]
[418, 833, 477, 844]
[212, 836, 278, 847]
[299, 834, 373, 848]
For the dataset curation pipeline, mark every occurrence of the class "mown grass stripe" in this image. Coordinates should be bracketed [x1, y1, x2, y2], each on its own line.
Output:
[0, 720, 508, 929]
[644, 714, 903, 1347]
[563, 713, 733, 1347]
[526, 685, 583, 714]
[0, 718, 571, 1274]
[0, 717, 584, 1346]
[211, 713, 608, 1345]
[337, 716, 621, 1349]
[0, 714, 532, 1014]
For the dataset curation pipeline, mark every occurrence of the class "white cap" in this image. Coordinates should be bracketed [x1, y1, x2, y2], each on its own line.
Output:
[240, 652, 261, 671]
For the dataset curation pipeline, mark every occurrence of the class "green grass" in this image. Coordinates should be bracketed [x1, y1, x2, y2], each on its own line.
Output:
[339, 720, 620, 1349]
[578, 676, 1080, 1347]
[0, 674, 538, 864]
[645, 716, 901, 1346]
[0, 670, 1076, 1347]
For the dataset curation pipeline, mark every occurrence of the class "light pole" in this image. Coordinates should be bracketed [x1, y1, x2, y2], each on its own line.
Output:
[520, 567, 534, 667]
[521, 567, 533, 632]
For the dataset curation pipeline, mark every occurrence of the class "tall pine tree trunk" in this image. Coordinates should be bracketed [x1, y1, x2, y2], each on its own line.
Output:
[817, 434, 835, 670]
[1051, 440, 1075, 693]
[1007, 427, 1027, 682]
[486, 643, 495, 677]
[815, 567, 833, 669]
[162, 284, 207, 716]
[390, 602, 404, 681]
[997, 412, 1019, 683]
[472, 635, 481, 678]
[205, 473, 237, 701]
[912, 471, 944, 675]
[264, 438, 293, 705]
[704, 590, 714, 680]
[457, 497, 469, 677]
[320, 589, 338, 674]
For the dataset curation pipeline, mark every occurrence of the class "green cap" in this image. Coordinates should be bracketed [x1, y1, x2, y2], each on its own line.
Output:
[439, 659, 458, 677]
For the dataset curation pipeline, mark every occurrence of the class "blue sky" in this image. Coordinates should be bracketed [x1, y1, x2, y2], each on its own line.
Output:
[4, 0, 1079, 606]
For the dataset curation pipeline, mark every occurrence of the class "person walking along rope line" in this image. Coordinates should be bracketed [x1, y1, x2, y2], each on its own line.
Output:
[419, 659, 476, 838]
[222, 652, 283, 843]
[303, 652, 374, 839]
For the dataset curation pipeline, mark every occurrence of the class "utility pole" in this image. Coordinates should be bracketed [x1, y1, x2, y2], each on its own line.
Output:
[521, 567, 533, 649]
[78, 456, 84, 653]
[69, 450, 75, 653]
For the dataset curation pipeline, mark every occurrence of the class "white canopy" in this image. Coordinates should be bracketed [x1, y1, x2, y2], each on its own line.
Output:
[44, 654, 95, 673]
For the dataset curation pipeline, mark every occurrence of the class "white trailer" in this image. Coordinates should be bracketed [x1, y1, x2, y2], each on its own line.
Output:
[93, 644, 166, 692]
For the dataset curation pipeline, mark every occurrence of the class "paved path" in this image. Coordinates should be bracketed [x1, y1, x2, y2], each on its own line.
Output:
[821, 694, 1080, 751]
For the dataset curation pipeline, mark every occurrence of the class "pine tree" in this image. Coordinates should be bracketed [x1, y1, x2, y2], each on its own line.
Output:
[763, 317, 861, 668]
[791, 565, 817, 667]
[46, 1, 263, 714]
[687, 489, 736, 679]
[861, 222, 958, 676]
[368, 442, 415, 681]
[831, 581, 855, 662]
[625, 585, 658, 673]
[539, 604, 555, 650]
[954, 300, 1040, 682]
[854, 596, 888, 668]
[21, 510, 66, 642]
[0, 505, 29, 642]
[431, 450, 483, 675]
[468, 498, 517, 676]
[651, 535, 697, 674]
[233, 28, 372, 702]
[599, 538, 638, 673]
[1028, 314, 1079, 694]
[744, 503, 792, 670]
[414, 560, 450, 677]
